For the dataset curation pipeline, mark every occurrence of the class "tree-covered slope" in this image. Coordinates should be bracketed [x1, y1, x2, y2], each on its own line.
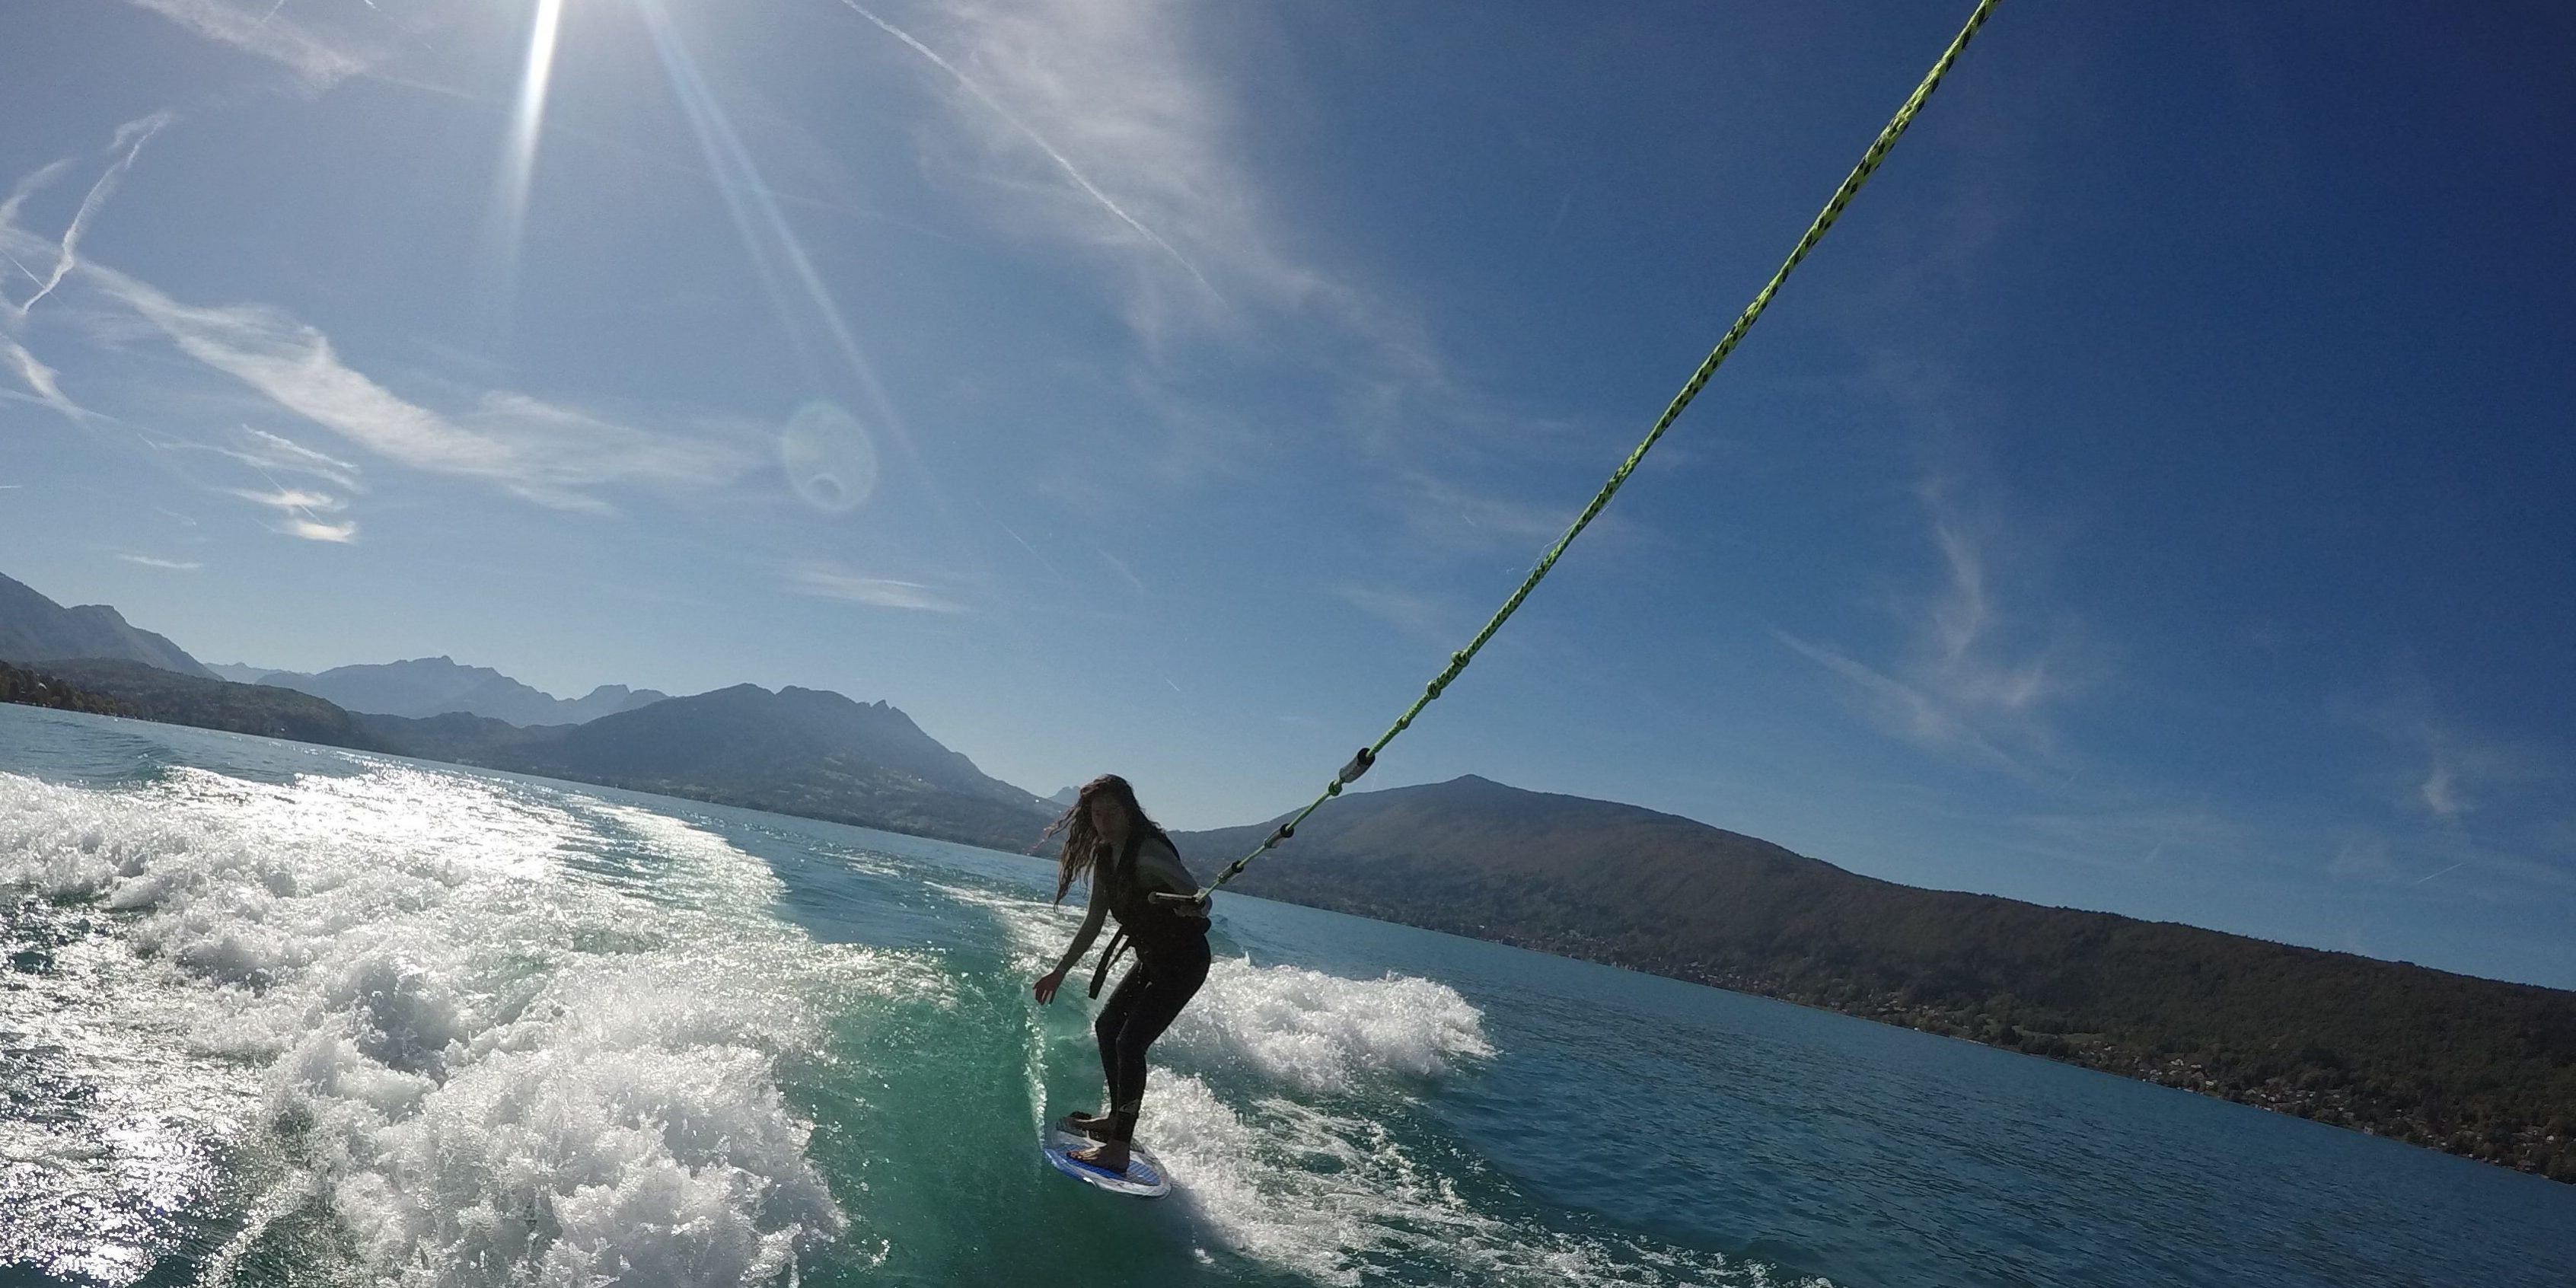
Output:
[1178, 775, 2576, 1181]
[0, 661, 135, 716]
[30, 658, 387, 750]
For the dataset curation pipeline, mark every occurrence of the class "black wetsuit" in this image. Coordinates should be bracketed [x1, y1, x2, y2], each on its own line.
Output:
[1066, 834, 1210, 1130]
[1094, 928, 1210, 1124]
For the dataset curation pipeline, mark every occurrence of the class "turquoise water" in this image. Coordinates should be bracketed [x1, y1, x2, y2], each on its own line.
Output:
[1, 705, 2568, 1286]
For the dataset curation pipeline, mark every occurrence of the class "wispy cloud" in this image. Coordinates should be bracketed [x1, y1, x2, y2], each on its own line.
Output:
[1779, 481, 2086, 776]
[2347, 682, 2562, 826]
[838, 0, 1213, 297]
[848, 0, 1429, 358]
[2323, 684, 2576, 896]
[116, 553, 202, 570]
[11, 113, 172, 317]
[2420, 763, 2465, 818]
[120, 0, 378, 90]
[791, 566, 967, 613]
[224, 481, 357, 542]
[1774, 629, 2024, 776]
[281, 517, 359, 543]
[87, 266, 760, 511]
[0, 159, 75, 251]
[224, 486, 344, 512]
[221, 424, 362, 489]
[0, 335, 88, 420]
[0, 120, 766, 515]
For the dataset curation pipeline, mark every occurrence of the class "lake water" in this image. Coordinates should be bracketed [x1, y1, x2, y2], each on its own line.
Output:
[1, 704, 2566, 1286]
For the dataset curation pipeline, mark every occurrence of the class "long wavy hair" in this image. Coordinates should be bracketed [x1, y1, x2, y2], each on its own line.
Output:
[1037, 773, 1170, 904]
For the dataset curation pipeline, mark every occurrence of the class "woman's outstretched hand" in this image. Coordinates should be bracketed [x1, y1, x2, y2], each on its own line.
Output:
[1034, 970, 1065, 1004]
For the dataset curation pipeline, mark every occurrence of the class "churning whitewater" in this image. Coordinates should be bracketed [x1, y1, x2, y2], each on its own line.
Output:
[0, 712, 1790, 1287]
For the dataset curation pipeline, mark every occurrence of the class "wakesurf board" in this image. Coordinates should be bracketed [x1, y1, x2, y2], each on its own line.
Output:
[1043, 1124, 1171, 1198]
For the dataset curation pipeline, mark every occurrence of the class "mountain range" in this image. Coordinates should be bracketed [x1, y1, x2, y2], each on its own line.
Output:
[239, 657, 668, 726]
[357, 684, 1057, 850]
[0, 570, 1047, 847]
[0, 572, 216, 679]
[2, 570, 2570, 1182]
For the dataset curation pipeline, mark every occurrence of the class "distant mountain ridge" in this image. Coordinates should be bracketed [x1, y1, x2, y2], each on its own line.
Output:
[358, 683, 1057, 850]
[1175, 775, 2576, 1184]
[0, 572, 215, 678]
[9, 655, 1054, 852]
[26, 658, 392, 750]
[247, 656, 667, 725]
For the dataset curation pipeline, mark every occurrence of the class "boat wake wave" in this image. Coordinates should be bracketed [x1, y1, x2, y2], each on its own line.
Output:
[0, 765, 919, 1286]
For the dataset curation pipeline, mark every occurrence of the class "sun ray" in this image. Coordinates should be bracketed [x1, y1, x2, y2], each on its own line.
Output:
[633, 0, 946, 522]
[492, 0, 568, 281]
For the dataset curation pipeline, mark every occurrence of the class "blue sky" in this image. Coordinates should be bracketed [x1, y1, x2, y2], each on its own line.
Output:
[4, 2, 2571, 988]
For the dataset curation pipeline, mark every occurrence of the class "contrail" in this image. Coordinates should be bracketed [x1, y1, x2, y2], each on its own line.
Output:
[834, 0, 1216, 298]
[996, 518, 1066, 583]
[21, 113, 174, 316]
[1, 160, 74, 289]
[2411, 860, 2466, 886]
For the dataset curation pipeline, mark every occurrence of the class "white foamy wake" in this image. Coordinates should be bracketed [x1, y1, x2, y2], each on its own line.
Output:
[1164, 957, 1494, 1095]
[921, 875, 1793, 1285]
[948, 880, 1493, 1095]
[0, 766, 933, 1286]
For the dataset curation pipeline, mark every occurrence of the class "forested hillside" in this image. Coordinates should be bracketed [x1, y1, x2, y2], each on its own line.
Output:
[30, 658, 388, 749]
[0, 661, 132, 716]
[1181, 775, 2576, 1182]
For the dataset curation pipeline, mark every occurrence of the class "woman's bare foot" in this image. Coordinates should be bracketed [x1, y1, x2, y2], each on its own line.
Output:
[1057, 1111, 1114, 1141]
[1070, 1140, 1130, 1173]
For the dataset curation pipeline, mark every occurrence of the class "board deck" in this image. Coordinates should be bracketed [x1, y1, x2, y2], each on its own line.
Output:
[1043, 1125, 1172, 1198]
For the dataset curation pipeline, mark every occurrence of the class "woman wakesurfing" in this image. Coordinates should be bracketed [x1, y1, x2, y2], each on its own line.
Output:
[1035, 774, 1213, 1173]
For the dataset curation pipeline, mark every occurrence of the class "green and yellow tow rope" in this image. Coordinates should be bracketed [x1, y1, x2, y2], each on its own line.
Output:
[1167, 0, 2004, 905]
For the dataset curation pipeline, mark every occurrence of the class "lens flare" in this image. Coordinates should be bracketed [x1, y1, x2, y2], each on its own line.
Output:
[780, 400, 878, 512]
[636, 0, 943, 524]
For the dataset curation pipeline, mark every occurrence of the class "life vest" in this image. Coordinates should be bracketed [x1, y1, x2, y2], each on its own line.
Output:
[1086, 833, 1207, 997]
